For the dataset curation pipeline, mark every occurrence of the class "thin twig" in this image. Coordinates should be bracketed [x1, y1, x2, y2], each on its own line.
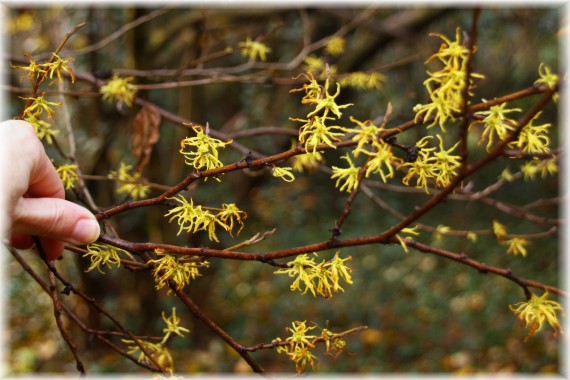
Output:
[404, 238, 565, 297]
[5, 242, 161, 372]
[97, 233, 565, 297]
[56, 9, 170, 58]
[458, 9, 480, 174]
[47, 269, 86, 374]
[330, 156, 372, 241]
[169, 285, 266, 373]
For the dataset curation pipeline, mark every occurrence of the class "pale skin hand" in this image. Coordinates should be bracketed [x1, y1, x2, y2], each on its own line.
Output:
[0, 120, 100, 260]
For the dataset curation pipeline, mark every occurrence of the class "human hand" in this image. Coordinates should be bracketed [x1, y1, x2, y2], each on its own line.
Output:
[0, 120, 100, 260]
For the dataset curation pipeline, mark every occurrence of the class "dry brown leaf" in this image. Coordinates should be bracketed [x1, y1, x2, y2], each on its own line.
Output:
[132, 104, 161, 173]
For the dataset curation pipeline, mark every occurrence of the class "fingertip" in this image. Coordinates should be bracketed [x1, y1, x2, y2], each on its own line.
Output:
[70, 218, 101, 245]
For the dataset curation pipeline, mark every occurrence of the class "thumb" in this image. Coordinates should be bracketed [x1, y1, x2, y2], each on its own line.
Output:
[12, 197, 100, 246]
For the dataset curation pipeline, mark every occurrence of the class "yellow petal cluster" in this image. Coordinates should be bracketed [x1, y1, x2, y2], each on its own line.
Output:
[510, 292, 564, 341]
[274, 252, 353, 298]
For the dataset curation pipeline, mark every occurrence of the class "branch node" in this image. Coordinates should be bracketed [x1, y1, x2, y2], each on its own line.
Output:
[61, 285, 73, 296]
[244, 152, 254, 169]
[326, 239, 340, 249]
[330, 226, 341, 238]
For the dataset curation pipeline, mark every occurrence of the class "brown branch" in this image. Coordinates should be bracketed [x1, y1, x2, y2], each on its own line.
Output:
[4, 241, 160, 372]
[60, 8, 170, 57]
[404, 238, 565, 297]
[97, 232, 564, 298]
[458, 9, 480, 174]
[330, 156, 372, 241]
[477, 196, 561, 228]
[30, 238, 167, 373]
[46, 268, 86, 374]
[169, 286, 266, 373]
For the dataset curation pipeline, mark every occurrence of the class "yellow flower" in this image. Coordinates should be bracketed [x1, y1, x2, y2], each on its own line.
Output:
[492, 219, 508, 239]
[431, 135, 461, 187]
[84, 243, 131, 274]
[535, 62, 559, 101]
[238, 38, 271, 61]
[215, 203, 247, 236]
[331, 154, 361, 193]
[286, 320, 317, 348]
[122, 339, 174, 373]
[521, 161, 539, 180]
[100, 74, 137, 107]
[56, 163, 79, 190]
[12, 56, 47, 82]
[414, 28, 484, 131]
[344, 117, 400, 183]
[161, 307, 190, 343]
[500, 167, 515, 182]
[275, 321, 355, 372]
[325, 36, 346, 56]
[426, 27, 471, 69]
[473, 102, 521, 152]
[284, 321, 318, 373]
[537, 157, 558, 178]
[164, 195, 219, 241]
[509, 292, 564, 341]
[24, 113, 58, 144]
[45, 53, 76, 84]
[307, 79, 353, 119]
[396, 225, 420, 253]
[294, 115, 346, 153]
[291, 74, 351, 153]
[274, 251, 353, 298]
[325, 252, 353, 292]
[272, 166, 296, 182]
[401, 136, 437, 193]
[291, 150, 325, 172]
[311, 261, 334, 298]
[520, 157, 557, 181]
[20, 94, 61, 119]
[302, 56, 337, 77]
[275, 254, 318, 296]
[179, 124, 232, 173]
[402, 159, 436, 193]
[339, 72, 386, 90]
[362, 143, 400, 183]
[435, 224, 451, 240]
[288, 345, 319, 373]
[290, 72, 322, 104]
[347, 117, 381, 157]
[503, 237, 529, 257]
[400, 134, 462, 190]
[509, 112, 551, 154]
[108, 162, 150, 200]
[148, 249, 209, 292]
[7, 12, 33, 33]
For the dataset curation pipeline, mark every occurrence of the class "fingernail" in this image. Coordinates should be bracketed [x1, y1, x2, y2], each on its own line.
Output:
[70, 219, 100, 245]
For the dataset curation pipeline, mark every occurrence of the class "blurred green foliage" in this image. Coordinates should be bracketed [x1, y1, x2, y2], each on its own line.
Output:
[5, 5, 561, 375]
